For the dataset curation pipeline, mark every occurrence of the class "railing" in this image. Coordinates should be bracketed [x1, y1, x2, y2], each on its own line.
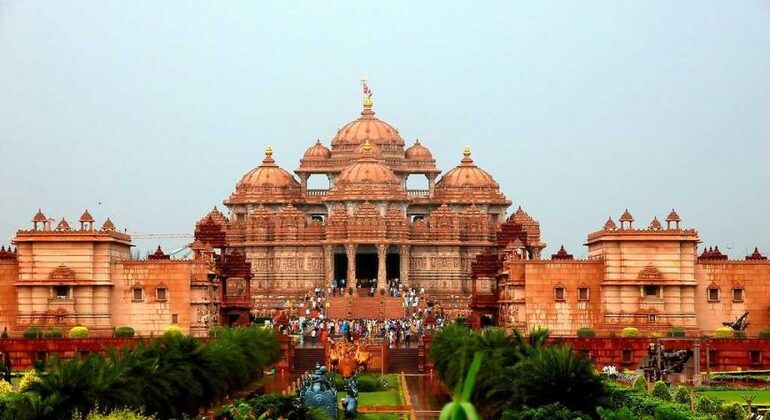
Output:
[407, 189, 429, 197]
[306, 189, 329, 196]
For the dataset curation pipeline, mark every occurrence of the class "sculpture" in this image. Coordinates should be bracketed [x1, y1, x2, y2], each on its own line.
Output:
[298, 364, 337, 419]
[641, 341, 693, 383]
[723, 312, 749, 331]
[342, 377, 359, 419]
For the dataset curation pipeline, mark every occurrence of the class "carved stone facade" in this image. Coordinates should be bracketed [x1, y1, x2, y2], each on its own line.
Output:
[482, 210, 770, 336]
[193, 94, 545, 317]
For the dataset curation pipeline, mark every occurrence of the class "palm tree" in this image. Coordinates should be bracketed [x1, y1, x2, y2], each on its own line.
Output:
[509, 346, 606, 415]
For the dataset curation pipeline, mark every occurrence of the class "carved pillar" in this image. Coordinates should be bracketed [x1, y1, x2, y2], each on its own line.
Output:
[299, 174, 308, 193]
[377, 244, 387, 289]
[428, 174, 436, 197]
[399, 245, 410, 286]
[345, 244, 357, 285]
[324, 245, 333, 286]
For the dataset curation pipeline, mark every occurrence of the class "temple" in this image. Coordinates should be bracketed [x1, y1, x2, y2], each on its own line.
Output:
[0, 87, 768, 338]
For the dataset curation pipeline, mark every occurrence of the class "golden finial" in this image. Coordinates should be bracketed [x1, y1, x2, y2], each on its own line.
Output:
[265, 145, 273, 157]
[362, 139, 372, 153]
[463, 145, 471, 157]
[361, 77, 373, 109]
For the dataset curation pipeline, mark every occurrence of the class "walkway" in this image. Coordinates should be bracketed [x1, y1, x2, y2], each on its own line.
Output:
[404, 374, 450, 419]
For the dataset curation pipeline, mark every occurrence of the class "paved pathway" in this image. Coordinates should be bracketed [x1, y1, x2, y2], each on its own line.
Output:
[404, 374, 450, 419]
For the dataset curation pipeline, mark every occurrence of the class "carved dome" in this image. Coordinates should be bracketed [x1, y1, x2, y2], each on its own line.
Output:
[227, 146, 301, 205]
[303, 140, 331, 160]
[338, 142, 397, 184]
[331, 108, 404, 147]
[405, 140, 433, 160]
[327, 140, 406, 201]
[434, 147, 509, 205]
[438, 147, 498, 188]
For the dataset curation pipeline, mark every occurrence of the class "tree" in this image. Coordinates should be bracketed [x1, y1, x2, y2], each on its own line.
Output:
[509, 346, 606, 415]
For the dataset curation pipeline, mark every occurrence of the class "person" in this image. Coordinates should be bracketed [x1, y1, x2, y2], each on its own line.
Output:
[332, 278, 338, 296]
[310, 328, 317, 346]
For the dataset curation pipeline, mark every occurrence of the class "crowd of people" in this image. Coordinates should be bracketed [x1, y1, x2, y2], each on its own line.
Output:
[267, 284, 448, 348]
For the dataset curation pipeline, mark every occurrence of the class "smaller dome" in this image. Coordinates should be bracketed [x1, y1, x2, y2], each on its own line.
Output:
[237, 146, 300, 189]
[437, 147, 498, 189]
[32, 209, 47, 223]
[79, 210, 95, 223]
[303, 139, 331, 160]
[405, 139, 433, 160]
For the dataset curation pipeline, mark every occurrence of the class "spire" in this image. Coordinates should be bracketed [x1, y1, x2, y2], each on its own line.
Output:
[746, 247, 767, 261]
[603, 217, 617, 230]
[32, 208, 47, 223]
[101, 218, 116, 231]
[460, 145, 474, 165]
[262, 145, 275, 165]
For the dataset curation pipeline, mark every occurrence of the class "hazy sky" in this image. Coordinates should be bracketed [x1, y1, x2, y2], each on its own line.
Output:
[1, 1, 768, 258]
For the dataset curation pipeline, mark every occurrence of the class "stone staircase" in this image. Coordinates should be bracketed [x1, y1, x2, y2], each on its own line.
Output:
[387, 347, 421, 373]
[327, 296, 406, 319]
[292, 347, 326, 373]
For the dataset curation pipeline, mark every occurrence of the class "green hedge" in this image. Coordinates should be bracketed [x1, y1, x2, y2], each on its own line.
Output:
[576, 327, 596, 338]
[621, 327, 640, 338]
[604, 383, 715, 419]
[22, 326, 42, 339]
[758, 329, 770, 339]
[44, 327, 64, 338]
[652, 381, 671, 401]
[115, 326, 135, 338]
[668, 327, 686, 338]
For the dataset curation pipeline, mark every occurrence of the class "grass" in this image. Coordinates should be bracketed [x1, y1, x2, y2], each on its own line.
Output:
[701, 388, 770, 404]
[338, 389, 402, 406]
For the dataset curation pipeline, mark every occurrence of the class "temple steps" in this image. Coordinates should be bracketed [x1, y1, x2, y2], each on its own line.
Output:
[387, 347, 421, 373]
[293, 347, 326, 373]
[327, 296, 407, 319]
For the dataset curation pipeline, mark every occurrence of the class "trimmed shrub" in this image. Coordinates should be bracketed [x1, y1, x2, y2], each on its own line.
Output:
[85, 409, 157, 420]
[208, 326, 226, 338]
[114, 326, 135, 338]
[44, 327, 64, 338]
[577, 327, 596, 338]
[672, 385, 691, 405]
[667, 327, 686, 338]
[695, 395, 721, 414]
[633, 376, 648, 392]
[22, 326, 42, 339]
[651, 381, 671, 401]
[621, 327, 640, 338]
[654, 404, 691, 420]
[17, 370, 41, 392]
[648, 331, 662, 338]
[719, 401, 747, 420]
[0, 380, 12, 396]
[758, 329, 770, 339]
[356, 375, 379, 392]
[68, 326, 89, 338]
[1, 327, 8, 339]
[595, 406, 636, 420]
[163, 325, 182, 335]
[714, 326, 734, 339]
[502, 403, 588, 419]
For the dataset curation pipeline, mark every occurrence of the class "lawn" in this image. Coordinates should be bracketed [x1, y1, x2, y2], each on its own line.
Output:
[700, 388, 770, 404]
[337, 389, 402, 406]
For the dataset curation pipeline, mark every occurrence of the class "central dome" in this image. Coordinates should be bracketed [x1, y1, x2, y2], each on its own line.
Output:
[331, 107, 404, 147]
[327, 140, 406, 201]
[338, 141, 397, 183]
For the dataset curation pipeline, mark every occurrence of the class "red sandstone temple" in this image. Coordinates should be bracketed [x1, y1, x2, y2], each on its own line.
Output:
[0, 88, 768, 338]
